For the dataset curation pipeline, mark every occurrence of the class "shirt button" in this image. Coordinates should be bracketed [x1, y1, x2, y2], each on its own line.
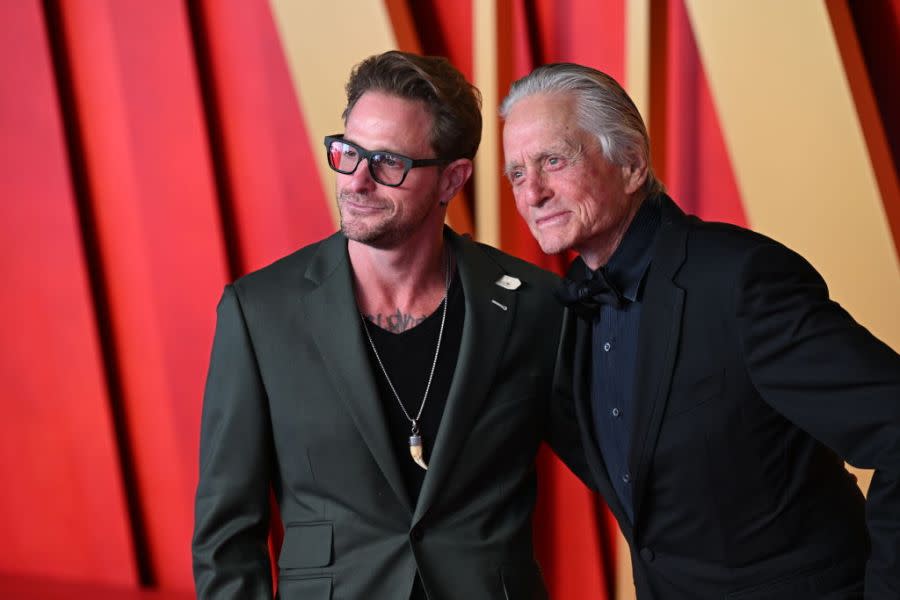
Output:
[640, 547, 655, 562]
[611, 407, 620, 418]
[603, 342, 611, 352]
[622, 472, 631, 484]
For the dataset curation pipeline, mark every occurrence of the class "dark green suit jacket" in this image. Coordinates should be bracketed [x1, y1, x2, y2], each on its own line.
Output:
[192, 228, 582, 599]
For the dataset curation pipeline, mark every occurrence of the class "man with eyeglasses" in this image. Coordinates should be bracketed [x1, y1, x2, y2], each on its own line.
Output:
[192, 51, 586, 600]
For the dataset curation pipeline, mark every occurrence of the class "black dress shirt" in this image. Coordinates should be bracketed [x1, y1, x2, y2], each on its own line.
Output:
[590, 197, 661, 524]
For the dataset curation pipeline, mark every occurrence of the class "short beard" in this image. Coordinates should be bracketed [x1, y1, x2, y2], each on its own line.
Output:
[338, 191, 415, 249]
[341, 217, 404, 249]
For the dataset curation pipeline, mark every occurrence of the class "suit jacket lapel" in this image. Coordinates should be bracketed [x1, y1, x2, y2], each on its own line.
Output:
[413, 230, 516, 524]
[629, 199, 688, 524]
[300, 233, 412, 514]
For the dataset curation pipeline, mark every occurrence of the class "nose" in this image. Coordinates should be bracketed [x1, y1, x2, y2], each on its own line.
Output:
[516, 172, 551, 208]
[343, 158, 377, 193]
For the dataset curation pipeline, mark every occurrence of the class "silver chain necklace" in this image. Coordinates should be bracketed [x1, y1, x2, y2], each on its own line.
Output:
[359, 252, 451, 470]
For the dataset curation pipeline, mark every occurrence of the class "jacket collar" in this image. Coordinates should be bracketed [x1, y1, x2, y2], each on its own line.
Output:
[566, 194, 690, 527]
[629, 194, 689, 524]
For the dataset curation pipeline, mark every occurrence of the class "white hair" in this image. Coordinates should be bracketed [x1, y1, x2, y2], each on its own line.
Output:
[500, 63, 663, 197]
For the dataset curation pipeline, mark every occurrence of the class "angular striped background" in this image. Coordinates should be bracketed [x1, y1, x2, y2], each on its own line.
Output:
[1, 1, 896, 598]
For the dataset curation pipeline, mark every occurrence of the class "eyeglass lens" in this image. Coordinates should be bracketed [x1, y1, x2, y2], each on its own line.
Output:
[327, 140, 407, 186]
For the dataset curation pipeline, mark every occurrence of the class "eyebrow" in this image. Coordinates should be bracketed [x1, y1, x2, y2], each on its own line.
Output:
[342, 137, 410, 158]
[503, 144, 577, 176]
[503, 162, 524, 177]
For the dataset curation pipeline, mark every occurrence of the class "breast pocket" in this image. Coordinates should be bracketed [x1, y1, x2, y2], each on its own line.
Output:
[664, 370, 723, 419]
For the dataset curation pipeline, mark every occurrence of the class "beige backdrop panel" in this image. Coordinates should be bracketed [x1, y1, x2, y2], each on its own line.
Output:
[625, 0, 651, 129]
[685, 0, 900, 353]
[473, 0, 499, 246]
[616, 4, 652, 598]
[686, 0, 900, 506]
[615, 7, 650, 600]
[269, 0, 398, 228]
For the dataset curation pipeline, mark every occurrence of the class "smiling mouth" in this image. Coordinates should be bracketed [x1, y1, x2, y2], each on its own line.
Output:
[342, 198, 388, 213]
[534, 211, 569, 228]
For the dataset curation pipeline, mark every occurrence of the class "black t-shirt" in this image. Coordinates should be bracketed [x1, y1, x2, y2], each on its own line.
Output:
[361, 269, 464, 504]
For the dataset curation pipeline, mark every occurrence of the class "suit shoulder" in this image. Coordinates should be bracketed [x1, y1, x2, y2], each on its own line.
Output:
[231, 235, 334, 297]
[675, 218, 825, 296]
[683, 218, 799, 266]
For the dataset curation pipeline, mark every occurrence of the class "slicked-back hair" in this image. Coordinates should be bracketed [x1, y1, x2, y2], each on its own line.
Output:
[500, 62, 663, 198]
[343, 51, 482, 161]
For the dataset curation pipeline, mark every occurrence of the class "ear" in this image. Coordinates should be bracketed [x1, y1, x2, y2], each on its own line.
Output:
[621, 154, 649, 196]
[438, 159, 473, 205]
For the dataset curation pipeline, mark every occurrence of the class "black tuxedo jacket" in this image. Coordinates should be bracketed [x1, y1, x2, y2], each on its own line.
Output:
[192, 228, 580, 600]
[559, 196, 900, 599]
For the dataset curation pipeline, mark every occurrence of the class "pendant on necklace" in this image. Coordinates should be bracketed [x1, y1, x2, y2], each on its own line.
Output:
[409, 434, 428, 470]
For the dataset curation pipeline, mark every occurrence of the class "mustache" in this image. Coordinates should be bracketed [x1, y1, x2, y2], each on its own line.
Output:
[338, 191, 389, 209]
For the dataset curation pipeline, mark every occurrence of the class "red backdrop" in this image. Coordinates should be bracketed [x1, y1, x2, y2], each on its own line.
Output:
[1, 0, 896, 597]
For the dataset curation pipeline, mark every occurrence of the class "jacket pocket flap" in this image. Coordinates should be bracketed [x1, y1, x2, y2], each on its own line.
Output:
[666, 370, 723, 418]
[277, 575, 332, 599]
[279, 522, 333, 569]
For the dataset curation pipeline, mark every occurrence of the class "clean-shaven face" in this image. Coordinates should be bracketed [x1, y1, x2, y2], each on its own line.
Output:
[337, 92, 443, 249]
[503, 92, 638, 258]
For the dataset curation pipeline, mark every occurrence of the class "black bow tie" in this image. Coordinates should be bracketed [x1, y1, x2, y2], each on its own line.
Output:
[555, 265, 626, 318]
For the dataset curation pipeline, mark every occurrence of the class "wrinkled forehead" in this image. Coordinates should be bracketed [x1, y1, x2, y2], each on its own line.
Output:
[502, 116, 590, 172]
[504, 93, 585, 141]
[503, 137, 581, 170]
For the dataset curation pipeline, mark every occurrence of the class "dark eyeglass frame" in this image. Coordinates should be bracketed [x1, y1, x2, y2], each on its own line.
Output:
[324, 134, 451, 187]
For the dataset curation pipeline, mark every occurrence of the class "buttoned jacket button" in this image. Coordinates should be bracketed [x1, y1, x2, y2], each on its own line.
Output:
[639, 547, 654, 562]
[410, 525, 424, 542]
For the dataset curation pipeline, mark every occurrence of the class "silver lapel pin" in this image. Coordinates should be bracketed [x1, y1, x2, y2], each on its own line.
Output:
[495, 275, 522, 290]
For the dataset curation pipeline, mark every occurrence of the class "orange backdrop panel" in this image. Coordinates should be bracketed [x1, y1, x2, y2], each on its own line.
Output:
[54, 0, 230, 589]
[661, 0, 746, 225]
[0, 0, 137, 585]
[2, 0, 896, 596]
[501, 2, 629, 598]
[194, 0, 336, 275]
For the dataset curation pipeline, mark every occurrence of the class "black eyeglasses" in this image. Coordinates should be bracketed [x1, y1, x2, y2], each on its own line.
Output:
[324, 135, 451, 187]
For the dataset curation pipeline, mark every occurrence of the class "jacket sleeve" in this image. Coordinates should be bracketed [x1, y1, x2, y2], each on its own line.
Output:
[192, 285, 275, 599]
[735, 241, 900, 598]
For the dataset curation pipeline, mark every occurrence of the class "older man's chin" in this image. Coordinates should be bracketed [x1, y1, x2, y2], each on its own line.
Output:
[531, 230, 574, 256]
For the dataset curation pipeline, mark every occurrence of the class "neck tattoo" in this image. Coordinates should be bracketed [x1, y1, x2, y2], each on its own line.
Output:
[359, 252, 452, 470]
